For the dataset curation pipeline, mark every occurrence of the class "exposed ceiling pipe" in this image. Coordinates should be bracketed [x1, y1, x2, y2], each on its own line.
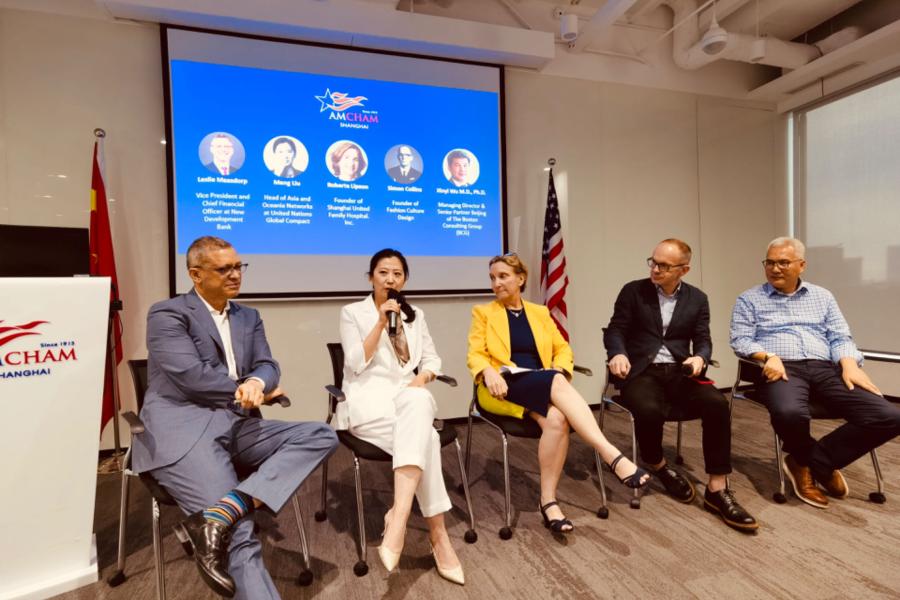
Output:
[663, 0, 863, 71]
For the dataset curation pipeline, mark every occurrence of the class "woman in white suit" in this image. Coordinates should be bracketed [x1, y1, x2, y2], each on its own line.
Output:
[338, 248, 464, 585]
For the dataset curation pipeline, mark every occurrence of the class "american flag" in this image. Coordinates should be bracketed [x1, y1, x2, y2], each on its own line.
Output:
[540, 168, 570, 340]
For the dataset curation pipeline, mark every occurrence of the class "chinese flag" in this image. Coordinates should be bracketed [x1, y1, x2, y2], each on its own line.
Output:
[90, 138, 123, 433]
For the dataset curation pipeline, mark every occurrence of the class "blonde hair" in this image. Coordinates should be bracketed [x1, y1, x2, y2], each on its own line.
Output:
[489, 254, 528, 291]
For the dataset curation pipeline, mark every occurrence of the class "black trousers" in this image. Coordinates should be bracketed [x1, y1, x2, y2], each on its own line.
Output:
[758, 360, 900, 481]
[619, 364, 732, 475]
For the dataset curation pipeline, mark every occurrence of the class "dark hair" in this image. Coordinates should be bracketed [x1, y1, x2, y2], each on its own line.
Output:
[272, 137, 296, 154]
[186, 236, 232, 269]
[368, 248, 415, 324]
[446, 150, 470, 166]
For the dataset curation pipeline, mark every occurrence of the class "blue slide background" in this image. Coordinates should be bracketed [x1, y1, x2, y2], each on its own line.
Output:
[171, 60, 502, 256]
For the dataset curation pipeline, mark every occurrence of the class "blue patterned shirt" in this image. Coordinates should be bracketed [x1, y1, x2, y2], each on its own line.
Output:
[730, 281, 862, 364]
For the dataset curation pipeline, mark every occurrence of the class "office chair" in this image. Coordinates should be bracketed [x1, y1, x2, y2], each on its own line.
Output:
[731, 356, 885, 504]
[315, 343, 477, 577]
[463, 364, 606, 540]
[597, 361, 720, 509]
[107, 359, 314, 600]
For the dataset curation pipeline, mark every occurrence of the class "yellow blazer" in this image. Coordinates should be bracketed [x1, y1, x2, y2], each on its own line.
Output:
[466, 299, 574, 419]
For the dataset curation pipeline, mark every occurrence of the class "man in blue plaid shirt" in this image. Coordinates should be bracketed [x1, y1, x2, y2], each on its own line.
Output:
[730, 237, 900, 509]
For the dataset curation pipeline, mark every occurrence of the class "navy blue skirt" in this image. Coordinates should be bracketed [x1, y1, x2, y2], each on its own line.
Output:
[504, 369, 557, 417]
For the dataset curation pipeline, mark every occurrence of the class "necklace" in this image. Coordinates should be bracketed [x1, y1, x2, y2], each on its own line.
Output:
[507, 307, 523, 318]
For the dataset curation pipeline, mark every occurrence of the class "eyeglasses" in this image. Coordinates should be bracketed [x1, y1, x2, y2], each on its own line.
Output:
[191, 263, 248, 276]
[762, 259, 802, 270]
[646, 258, 686, 273]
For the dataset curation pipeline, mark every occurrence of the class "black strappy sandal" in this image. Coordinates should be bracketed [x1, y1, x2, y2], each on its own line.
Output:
[609, 454, 652, 489]
[539, 500, 574, 533]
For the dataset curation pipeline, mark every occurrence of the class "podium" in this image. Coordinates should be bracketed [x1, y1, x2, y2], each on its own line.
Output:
[0, 278, 110, 599]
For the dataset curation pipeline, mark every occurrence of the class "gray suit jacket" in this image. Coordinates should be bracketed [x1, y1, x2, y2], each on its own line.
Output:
[132, 289, 280, 473]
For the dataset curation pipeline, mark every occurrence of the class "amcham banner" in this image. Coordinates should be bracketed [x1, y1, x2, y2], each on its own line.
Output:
[0, 278, 109, 600]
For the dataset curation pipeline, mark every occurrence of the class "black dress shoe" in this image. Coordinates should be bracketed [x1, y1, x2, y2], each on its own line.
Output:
[174, 512, 236, 598]
[703, 488, 759, 533]
[652, 463, 695, 503]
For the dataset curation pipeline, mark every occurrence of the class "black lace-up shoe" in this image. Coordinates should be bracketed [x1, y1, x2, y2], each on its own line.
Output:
[652, 463, 696, 503]
[174, 511, 236, 597]
[703, 488, 759, 533]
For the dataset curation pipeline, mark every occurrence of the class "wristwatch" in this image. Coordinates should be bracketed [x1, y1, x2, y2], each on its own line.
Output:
[763, 352, 776, 363]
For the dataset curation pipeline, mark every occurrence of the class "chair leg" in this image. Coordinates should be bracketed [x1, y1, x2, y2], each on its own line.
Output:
[675, 421, 684, 465]
[595, 400, 615, 515]
[453, 439, 478, 543]
[773, 432, 787, 504]
[290, 495, 314, 586]
[869, 449, 887, 503]
[457, 411, 474, 494]
[629, 413, 641, 509]
[151, 498, 166, 600]
[499, 433, 513, 540]
[106, 466, 131, 586]
[351, 456, 369, 576]
[594, 449, 609, 519]
[315, 460, 328, 522]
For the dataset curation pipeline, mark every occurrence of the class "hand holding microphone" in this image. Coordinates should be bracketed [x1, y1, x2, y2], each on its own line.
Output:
[386, 288, 402, 336]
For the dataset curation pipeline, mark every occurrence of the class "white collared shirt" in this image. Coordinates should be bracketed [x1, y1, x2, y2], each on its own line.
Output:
[198, 294, 239, 380]
[652, 282, 682, 364]
[196, 294, 268, 391]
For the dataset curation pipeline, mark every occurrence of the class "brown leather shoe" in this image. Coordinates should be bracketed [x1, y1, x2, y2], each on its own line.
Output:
[783, 455, 828, 509]
[816, 469, 849, 499]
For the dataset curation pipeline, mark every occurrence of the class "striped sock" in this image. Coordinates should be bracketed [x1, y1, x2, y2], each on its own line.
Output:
[203, 490, 254, 528]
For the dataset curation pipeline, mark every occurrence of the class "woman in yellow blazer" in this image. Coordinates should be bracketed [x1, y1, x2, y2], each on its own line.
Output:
[467, 254, 650, 532]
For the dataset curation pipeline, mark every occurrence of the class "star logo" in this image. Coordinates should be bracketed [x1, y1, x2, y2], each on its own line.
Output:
[314, 88, 368, 113]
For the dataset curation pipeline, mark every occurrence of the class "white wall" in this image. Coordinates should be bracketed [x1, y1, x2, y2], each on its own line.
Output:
[0, 7, 783, 449]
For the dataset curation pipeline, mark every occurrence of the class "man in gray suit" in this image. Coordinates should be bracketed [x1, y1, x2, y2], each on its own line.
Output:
[132, 236, 338, 599]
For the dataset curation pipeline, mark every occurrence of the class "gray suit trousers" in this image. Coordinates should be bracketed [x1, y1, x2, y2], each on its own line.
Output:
[151, 410, 338, 600]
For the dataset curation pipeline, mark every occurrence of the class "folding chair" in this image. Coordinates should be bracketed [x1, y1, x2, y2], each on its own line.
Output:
[731, 356, 886, 504]
[315, 343, 477, 577]
[107, 359, 314, 599]
[597, 361, 719, 509]
[463, 364, 606, 540]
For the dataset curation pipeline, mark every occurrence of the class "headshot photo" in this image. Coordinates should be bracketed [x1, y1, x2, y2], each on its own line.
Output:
[264, 135, 309, 179]
[199, 132, 245, 176]
[384, 144, 423, 184]
[443, 149, 479, 187]
[327, 140, 368, 182]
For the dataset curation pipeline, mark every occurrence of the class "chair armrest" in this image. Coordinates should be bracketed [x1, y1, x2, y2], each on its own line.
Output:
[436, 374, 458, 387]
[122, 411, 145, 435]
[573, 364, 593, 377]
[325, 385, 346, 402]
[738, 356, 765, 367]
[264, 394, 291, 408]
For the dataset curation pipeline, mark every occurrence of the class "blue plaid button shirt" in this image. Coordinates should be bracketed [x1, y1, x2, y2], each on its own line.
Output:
[730, 281, 862, 364]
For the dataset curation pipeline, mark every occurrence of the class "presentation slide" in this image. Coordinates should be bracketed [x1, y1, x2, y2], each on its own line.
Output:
[164, 27, 506, 297]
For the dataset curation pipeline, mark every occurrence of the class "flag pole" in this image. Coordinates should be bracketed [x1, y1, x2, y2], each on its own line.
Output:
[95, 127, 125, 475]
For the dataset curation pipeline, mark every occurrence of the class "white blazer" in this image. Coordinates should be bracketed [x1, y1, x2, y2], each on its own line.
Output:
[337, 294, 442, 430]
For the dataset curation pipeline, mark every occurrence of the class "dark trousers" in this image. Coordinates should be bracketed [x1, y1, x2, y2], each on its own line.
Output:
[759, 360, 900, 481]
[619, 364, 732, 474]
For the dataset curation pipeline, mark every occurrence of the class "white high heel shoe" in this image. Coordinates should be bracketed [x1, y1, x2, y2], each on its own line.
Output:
[377, 544, 401, 573]
[431, 544, 465, 585]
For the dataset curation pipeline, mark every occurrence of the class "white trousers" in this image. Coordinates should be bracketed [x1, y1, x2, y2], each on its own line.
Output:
[350, 386, 452, 517]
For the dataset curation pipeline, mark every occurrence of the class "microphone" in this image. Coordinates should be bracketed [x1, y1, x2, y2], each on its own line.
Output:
[387, 288, 401, 336]
[681, 363, 695, 376]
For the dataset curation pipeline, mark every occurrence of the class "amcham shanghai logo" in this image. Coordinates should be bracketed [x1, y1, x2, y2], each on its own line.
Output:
[315, 88, 380, 129]
[0, 320, 79, 379]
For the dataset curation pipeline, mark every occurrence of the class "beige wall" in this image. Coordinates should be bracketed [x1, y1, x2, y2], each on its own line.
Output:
[1, 8, 787, 448]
